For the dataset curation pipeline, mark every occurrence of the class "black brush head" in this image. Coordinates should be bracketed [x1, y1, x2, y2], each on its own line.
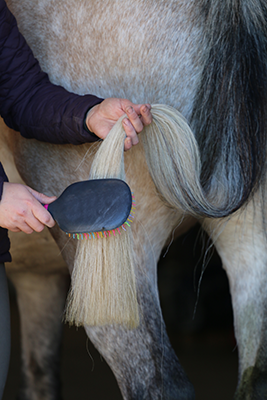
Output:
[47, 179, 132, 233]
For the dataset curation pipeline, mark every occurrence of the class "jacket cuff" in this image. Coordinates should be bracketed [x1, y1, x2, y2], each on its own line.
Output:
[83, 103, 104, 142]
[83, 114, 100, 141]
[0, 163, 9, 201]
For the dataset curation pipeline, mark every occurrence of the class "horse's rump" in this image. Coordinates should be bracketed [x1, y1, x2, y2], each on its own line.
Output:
[5, 0, 267, 327]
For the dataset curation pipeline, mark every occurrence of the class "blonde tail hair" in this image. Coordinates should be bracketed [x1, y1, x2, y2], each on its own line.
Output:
[64, 104, 231, 328]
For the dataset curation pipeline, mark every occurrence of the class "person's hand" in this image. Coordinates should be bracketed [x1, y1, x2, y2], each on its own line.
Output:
[85, 98, 152, 151]
[0, 182, 57, 234]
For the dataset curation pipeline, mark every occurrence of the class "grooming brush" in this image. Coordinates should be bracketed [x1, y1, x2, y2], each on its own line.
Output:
[44, 178, 135, 239]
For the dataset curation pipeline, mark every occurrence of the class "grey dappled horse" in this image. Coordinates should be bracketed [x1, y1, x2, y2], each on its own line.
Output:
[2, 0, 267, 399]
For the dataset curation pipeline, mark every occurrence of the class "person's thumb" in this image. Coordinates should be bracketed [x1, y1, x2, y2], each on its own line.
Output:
[27, 187, 57, 205]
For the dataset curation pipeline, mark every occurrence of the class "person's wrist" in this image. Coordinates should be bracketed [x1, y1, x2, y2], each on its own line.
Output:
[85, 104, 101, 132]
[84, 104, 103, 141]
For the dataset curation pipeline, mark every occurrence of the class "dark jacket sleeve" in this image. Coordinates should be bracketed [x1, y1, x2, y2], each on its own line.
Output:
[0, 163, 8, 200]
[0, 163, 11, 263]
[0, 0, 103, 145]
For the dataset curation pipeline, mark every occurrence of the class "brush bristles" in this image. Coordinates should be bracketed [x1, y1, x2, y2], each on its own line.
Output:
[66, 194, 136, 240]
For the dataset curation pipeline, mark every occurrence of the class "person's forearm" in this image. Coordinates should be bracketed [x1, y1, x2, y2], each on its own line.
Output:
[10, 82, 104, 145]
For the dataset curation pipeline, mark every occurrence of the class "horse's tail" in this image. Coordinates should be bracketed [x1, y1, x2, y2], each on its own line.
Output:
[188, 0, 267, 216]
[65, 1, 267, 329]
[67, 93, 267, 328]
[140, 104, 242, 218]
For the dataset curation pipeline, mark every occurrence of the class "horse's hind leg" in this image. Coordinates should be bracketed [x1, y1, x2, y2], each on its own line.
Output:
[7, 237, 70, 400]
[203, 198, 267, 400]
[85, 254, 195, 400]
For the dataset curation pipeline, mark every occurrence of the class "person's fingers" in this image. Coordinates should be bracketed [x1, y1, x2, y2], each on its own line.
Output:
[122, 118, 139, 147]
[23, 213, 46, 233]
[25, 187, 56, 228]
[31, 201, 56, 229]
[7, 206, 35, 234]
[124, 137, 133, 152]
[16, 222, 34, 235]
[10, 202, 50, 232]
[139, 104, 153, 125]
[27, 187, 57, 205]
[8, 227, 21, 233]
[124, 106, 144, 134]
[0, 183, 56, 233]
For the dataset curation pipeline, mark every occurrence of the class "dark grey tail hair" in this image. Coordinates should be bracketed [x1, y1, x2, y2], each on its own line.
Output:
[191, 0, 267, 215]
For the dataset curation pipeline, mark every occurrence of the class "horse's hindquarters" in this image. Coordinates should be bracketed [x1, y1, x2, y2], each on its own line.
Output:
[7, 0, 203, 119]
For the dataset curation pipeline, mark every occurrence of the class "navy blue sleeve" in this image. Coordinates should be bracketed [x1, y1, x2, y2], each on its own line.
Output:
[0, 163, 11, 263]
[0, 163, 8, 201]
[0, 0, 103, 145]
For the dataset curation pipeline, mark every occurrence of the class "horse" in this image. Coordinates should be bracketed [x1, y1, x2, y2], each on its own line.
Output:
[1, 0, 267, 399]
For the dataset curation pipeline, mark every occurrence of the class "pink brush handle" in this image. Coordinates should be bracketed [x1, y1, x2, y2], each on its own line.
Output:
[44, 204, 49, 210]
